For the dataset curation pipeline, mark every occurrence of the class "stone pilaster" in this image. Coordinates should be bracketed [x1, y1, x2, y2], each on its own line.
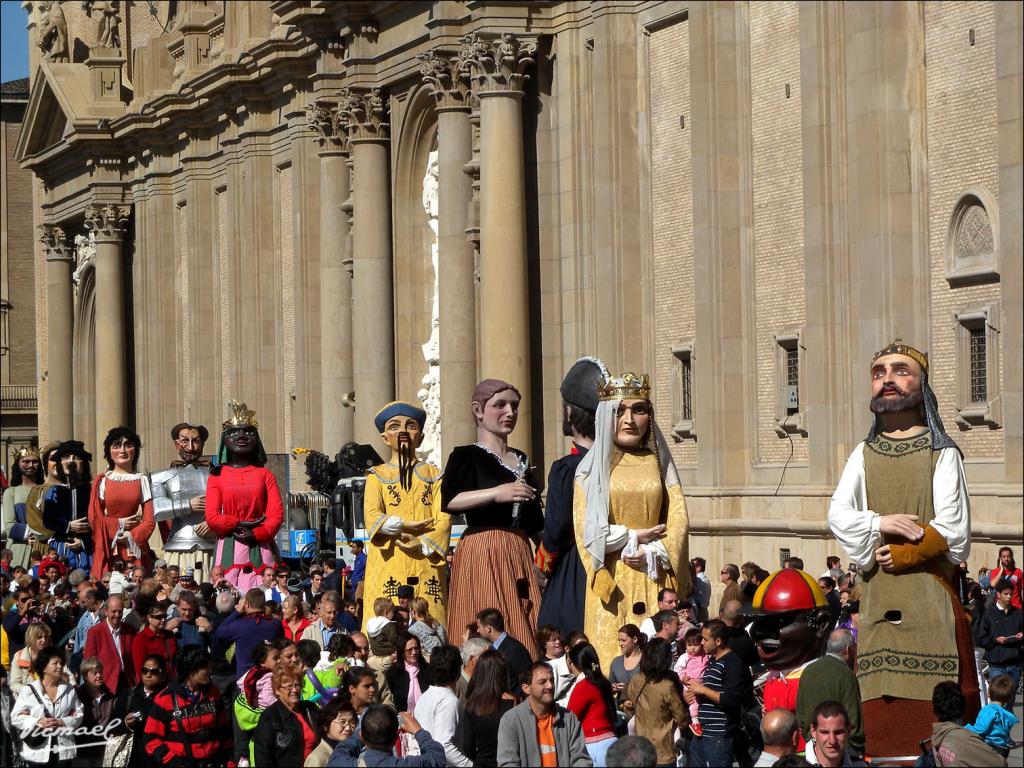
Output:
[307, 101, 354, 451]
[84, 203, 131, 445]
[419, 50, 477, 452]
[996, 1, 1023, 482]
[459, 32, 536, 452]
[39, 225, 75, 442]
[338, 87, 394, 448]
[689, 1, 756, 488]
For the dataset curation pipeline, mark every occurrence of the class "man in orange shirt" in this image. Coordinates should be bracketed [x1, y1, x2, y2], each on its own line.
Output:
[496, 661, 592, 767]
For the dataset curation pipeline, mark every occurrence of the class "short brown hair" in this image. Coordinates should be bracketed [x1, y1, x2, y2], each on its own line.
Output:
[272, 664, 303, 693]
[988, 674, 1016, 705]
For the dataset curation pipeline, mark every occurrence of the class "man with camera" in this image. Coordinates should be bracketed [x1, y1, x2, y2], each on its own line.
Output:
[3, 586, 48, 657]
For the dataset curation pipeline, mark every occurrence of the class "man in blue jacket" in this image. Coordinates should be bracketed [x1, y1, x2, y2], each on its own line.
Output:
[212, 587, 283, 676]
[328, 704, 445, 767]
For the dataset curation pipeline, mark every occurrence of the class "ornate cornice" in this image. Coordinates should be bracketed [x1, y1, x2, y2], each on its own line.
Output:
[458, 32, 536, 97]
[84, 203, 131, 243]
[305, 100, 349, 154]
[336, 87, 389, 143]
[39, 225, 74, 264]
[418, 50, 470, 112]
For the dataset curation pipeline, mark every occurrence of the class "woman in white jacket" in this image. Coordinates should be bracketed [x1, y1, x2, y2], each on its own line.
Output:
[11, 646, 84, 767]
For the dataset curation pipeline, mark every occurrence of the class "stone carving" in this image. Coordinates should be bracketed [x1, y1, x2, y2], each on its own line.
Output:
[84, 203, 131, 242]
[458, 32, 536, 95]
[418, 50, 470, 111]
[39, 224, 74, 262]
[38, 1, 70, 63]
[956, 203, 994, 261]
[305, 101, 349, 153]
[418, 148, 442, 466]
[73, 232, 97, 290]
[82, 0, 121, 50]
[337, 87, 389, 142]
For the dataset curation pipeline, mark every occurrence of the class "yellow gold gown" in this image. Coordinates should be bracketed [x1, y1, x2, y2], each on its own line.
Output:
[361, 462, 450, 631]
[574, 450, 690, 670]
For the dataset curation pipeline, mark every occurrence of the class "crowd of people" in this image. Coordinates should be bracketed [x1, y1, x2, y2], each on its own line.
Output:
[0, 344, 1020, 767]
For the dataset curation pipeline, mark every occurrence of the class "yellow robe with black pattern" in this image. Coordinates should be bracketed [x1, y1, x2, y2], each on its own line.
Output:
[361, 462, 450, 632]
[574, 450, 690, 671]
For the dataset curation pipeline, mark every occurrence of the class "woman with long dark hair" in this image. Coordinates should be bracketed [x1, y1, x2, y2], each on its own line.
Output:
[625, 637, 688, 767]
[608, 623, 645, 697]
[566, 642, 618, 766]
[384, 633, 431, 712]
[454, 649, 515, 768]
[88, 428, 155, 578]
[2, 447, 44, 569]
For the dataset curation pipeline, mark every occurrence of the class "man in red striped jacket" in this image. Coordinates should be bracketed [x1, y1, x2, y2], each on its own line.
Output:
[144, 646, 232, 767]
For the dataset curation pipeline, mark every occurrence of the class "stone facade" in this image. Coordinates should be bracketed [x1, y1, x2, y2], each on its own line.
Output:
[0, 76, 38, 471]
[14, 1, 1023, 595]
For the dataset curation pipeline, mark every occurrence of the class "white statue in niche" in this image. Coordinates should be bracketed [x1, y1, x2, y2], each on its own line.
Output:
[418, 148, 442, 466]
[72, 232, 96, 293]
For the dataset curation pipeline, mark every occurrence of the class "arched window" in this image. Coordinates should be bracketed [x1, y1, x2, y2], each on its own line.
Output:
[945, 187, 999, 286]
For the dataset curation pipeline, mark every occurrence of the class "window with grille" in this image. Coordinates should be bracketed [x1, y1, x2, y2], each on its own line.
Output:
[969, 326, 987, 404]
[785, 345, 799, 413]
[774, 332, 806, 436]
[680, 354, 693, 422]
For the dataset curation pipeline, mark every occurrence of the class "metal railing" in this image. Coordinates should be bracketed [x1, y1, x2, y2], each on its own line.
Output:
[0, 385, 37, 410]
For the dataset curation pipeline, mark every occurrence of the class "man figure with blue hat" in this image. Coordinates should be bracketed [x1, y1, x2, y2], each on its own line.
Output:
[361, 401, 451, 633]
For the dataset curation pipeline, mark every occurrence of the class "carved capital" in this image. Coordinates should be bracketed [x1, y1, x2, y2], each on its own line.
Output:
[306, 101, 349, 154]
[418, 50, 470, 112]
[84, 203, 131, 243]
[39, 225, 74, 263]
[458, 32, 536, 97]
[337, 87, 389, 143]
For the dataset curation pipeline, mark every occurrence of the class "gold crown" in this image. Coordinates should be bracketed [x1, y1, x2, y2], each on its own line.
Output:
[222, 399, 259, 430]
[598, 372, 651, 401]
[14, 446, 40, 461]
[872, 339, 928, 372]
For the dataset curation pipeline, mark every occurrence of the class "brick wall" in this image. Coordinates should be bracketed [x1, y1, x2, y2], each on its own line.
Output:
[924, 0, 1003, 459]
[649, 19, 696, 466]
[750, 1, 807, 465]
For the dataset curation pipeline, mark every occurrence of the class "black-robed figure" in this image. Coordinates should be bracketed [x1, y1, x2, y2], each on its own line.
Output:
[536, 357, 608, 635]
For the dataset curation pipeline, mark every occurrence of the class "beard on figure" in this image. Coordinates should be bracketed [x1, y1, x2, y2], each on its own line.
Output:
[869, 386, 924, 414]
[397, 432, 416, 491]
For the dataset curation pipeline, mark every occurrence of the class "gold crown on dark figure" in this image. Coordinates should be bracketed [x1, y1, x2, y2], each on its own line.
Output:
[222, 399, 259, 429]
[872, 339, 928, 373]
[14, 445, 40, 460]
[598, 372, 651, 401]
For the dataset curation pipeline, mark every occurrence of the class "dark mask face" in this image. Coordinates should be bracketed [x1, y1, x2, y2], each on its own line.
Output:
[750, 609, 830, 670]
[223, 426, 258, 461]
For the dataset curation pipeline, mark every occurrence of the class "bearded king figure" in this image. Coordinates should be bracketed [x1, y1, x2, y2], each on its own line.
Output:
[828, 340, 978, 760]
[361, 401, 450, 632]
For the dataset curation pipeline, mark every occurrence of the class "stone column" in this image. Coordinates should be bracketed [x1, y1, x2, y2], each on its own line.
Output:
[339, 88, 394, 447]
[420, 50, 477, 452]
[84, 203, 131, 443]
[460, 32, 536, 452]
[307, 101, 354, 451]
[39, 225, 75, 441]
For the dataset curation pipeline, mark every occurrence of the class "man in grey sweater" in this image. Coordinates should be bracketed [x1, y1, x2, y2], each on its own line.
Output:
[496, 661, 592, 767]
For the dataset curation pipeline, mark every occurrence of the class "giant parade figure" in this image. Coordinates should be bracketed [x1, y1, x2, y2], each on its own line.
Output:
[536, 357, 608, 636]
[828, 340, 977, 760]
[361, 401, 450, 631]
[44, 441, 94, 573]
[442, 379, 543, 655]
[574, 372, 690, 668]
[205, 400, 284, 591]
[150, 423, 216, 575]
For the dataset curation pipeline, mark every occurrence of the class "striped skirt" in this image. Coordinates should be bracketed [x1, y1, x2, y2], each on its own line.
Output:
[446, 528, 540, 658]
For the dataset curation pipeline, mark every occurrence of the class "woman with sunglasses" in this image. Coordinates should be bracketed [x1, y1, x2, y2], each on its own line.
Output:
[132, 602, 177, 681]
[115, 653, 167, 768]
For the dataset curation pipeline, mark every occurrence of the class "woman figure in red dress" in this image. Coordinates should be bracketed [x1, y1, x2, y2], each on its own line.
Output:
[89, 426, 156, 579]
[205, 400, 284, 591]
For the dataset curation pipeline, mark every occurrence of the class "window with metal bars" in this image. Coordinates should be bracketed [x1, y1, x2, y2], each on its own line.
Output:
[969, 326, 987, 404]
[785, 344, 799, 414]
[680, 355, 693, 422]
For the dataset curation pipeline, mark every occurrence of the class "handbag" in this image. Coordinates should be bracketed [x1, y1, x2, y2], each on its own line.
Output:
[22, 686, 51, 749]
[103, 732, 133, 768]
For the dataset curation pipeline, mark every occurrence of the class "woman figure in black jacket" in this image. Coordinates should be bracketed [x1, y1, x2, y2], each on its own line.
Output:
[111, 653, 167, 768]
[384, 633, 431, 712]
[454, 650, 516, 768]
[252, 666, 320, 767]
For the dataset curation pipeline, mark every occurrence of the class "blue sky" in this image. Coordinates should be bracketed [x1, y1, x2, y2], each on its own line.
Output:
[1, 0, 30, 83]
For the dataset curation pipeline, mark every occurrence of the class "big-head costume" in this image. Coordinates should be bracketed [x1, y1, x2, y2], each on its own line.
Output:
[361, 401, 450, 630]
[573, 372, 690, 670]
[828, 341, 977, 759]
